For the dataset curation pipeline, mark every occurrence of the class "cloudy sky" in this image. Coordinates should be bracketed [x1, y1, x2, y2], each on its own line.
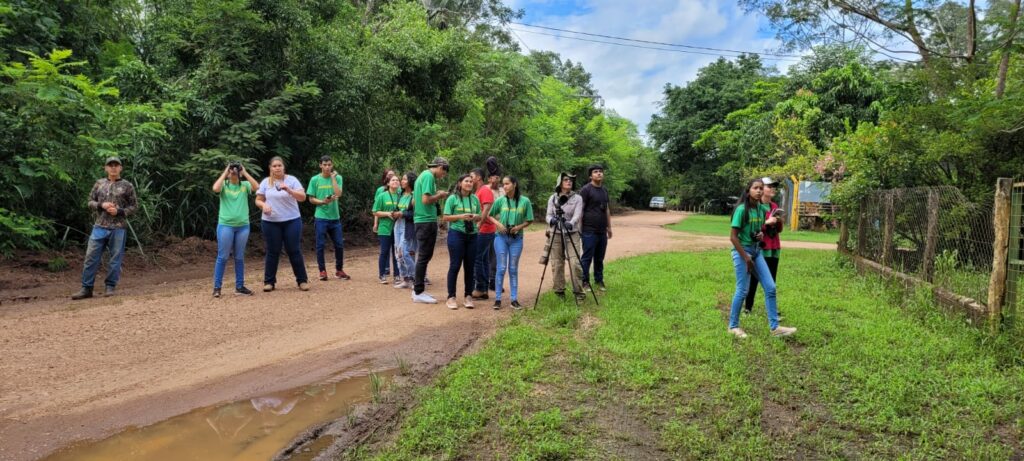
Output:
[505, 0, 794, 138]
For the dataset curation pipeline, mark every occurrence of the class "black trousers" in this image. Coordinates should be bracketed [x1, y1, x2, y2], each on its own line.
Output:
[745, 255, 779, 311]
[414, 222, 438, 295]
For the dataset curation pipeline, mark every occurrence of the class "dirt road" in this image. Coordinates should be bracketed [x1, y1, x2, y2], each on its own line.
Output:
[0, 212, 834, 460]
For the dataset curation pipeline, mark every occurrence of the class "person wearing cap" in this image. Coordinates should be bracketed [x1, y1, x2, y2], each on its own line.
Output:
[543, 172, 585, 301]
[579, 164, 612, 293]
[745, 177, 784, 317]
[71, 157, 139, 300]
[411, 157, 450, 303]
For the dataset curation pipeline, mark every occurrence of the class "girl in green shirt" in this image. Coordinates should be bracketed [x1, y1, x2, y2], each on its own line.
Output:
[372, 175, 401, 284]
[442, 174, 482, 309]
[488, 176, 533, 310]
[211, 163, 258, 298]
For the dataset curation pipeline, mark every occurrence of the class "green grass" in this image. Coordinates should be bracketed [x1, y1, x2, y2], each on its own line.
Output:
[348, 250, 1024, 460]
[667, 214, 840, 244]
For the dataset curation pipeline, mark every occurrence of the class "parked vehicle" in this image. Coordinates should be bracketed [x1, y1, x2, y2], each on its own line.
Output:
[649, 196, 667, 211]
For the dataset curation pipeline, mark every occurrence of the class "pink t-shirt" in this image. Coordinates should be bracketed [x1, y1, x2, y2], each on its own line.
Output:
[476, 186, 496, 234]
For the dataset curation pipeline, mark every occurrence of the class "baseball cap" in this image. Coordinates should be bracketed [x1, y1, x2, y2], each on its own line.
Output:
[105, 156, 122, 166]
[427, 157, 449, 169]
[761, 177, 777, 187]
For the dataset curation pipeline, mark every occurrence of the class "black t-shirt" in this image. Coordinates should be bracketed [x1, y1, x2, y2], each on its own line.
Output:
[579, 183, 609, 233]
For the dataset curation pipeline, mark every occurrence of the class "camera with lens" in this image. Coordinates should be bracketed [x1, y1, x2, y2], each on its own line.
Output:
[554, 194, 569, 218]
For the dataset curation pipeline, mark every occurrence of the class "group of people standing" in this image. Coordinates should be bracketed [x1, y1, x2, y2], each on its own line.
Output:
[70, 155, 614, 313]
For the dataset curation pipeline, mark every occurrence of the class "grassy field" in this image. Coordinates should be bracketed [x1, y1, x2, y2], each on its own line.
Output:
[668, 214, 840, 244]
[348, 249, 1024, 460]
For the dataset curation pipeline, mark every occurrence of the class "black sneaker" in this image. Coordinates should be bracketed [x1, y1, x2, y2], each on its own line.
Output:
[71, 287, 93, 300]
[493, 300, 502, 310]
[213, 288, 221, 298]
[511, 300, 523, 310]
[235, 286, 254, 296]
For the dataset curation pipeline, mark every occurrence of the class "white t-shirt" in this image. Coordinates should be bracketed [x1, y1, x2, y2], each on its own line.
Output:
[257, 175, 304, 222]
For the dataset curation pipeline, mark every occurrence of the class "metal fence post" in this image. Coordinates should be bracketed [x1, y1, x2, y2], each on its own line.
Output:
[987, 178, 1013, 333]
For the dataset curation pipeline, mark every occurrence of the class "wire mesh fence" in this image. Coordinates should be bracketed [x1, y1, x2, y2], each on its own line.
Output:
[849, 186, 995, 306]
[1007, 182, 1024, 326]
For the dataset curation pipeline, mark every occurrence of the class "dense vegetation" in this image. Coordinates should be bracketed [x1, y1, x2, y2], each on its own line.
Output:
[0, 0, 656, 254]
[648, 0, 1024, 213]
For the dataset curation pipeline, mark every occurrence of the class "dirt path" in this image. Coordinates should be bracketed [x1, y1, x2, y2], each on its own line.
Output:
[0, 212, 834, 460]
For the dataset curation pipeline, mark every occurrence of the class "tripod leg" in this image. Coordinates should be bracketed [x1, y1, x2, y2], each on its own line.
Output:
[565, 230, 599, 306]
[533, 229, 557, 308]
[558, 228, 580, 308]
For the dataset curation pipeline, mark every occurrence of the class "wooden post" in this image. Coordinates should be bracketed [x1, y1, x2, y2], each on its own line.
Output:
[839, 220, 850, 253]
[881, 192, 895, 266]
[921, 190, 940, 282]
[856, 197, 868, 257]
[988, 178, 1013, 333]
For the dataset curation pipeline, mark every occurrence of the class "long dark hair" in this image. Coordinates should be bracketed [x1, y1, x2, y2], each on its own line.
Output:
[380, 169, 396, 187]
[504, 175, 521, 202]
[454, 173, 473, 198]
[402, 171, 416, 193]
[735, 178, 764, 227]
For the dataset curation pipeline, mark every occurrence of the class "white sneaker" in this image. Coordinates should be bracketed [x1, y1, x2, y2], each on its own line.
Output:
[771, 326, 797, 337]
[728, 328, 748, 339]
[394, 280, 410, 289]
[412, 292, 437, 304]
[464, 298, 475, 309]
[446, 297, 459, 309]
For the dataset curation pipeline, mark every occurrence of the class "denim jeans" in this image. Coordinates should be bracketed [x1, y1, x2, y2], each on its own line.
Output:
[213, 224, 250, 289]
[378, 234, 396, 278]
[262, 218, 308, 285]
[746, 256, 780, 311]
[394, 219, 415, 280]
[494, 232, 524, 302]
[81, 226, 127, 288]
[473, 232, 495, 293]
[729, 245, 779, 330]
[447, 230, 477, 299]
[413, 223, 438, 295]
[581, 231, 608, 284]
[314, 218, 344, 272]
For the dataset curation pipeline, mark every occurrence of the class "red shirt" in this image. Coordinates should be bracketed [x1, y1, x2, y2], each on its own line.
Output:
[761, 202, 783, 251]
[476, 186, 496, 234]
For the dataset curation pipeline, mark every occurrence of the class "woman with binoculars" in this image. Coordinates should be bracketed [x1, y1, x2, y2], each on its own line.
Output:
[211, 162, 259, 298]
[488, 176, 533, 310]
[442, 174, 482, 309]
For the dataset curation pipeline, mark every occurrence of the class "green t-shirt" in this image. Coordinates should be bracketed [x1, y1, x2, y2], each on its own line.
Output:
[731, 203, 769, 247]
[375, 185, 386, 198]
[443, 193, 481, 235]
[218, 181, 252, 226]
[306, 174, 343, 220]
[490, 195, 534, 228]
[413, 170, 438, 224]
[373, 189, 400, 236]
[397, 192, 413, 213]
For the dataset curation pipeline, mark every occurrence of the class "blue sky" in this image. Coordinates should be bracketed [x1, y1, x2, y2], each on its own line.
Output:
[505, 0, 792, 138]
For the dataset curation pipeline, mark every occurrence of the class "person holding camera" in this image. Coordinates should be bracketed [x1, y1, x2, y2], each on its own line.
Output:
[442, 174, 482, 309]
[488, 176, 533, 310]
[745, 177, 784, 316]
[727, 178, 796, 338]
[307, 156, 350, 282]
[579, 164, 612, 293]
[543, 172, 585, 301]
[71, 157, 138, 300]
[393, 172, 418, 289]
[411, 157, 450, 304]
[255, 156, 309, 292]
[373, 175, 402, 284]
[210, 161, 258, 298]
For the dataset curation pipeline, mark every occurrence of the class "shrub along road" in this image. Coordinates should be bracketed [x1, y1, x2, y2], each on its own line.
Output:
[0, 211, 767, 461]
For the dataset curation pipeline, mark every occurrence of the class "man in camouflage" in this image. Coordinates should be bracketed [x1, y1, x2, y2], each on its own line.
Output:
[71, 157, 138, 300]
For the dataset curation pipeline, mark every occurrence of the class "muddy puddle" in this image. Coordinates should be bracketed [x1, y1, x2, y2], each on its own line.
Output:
[43, 367, 395, 461]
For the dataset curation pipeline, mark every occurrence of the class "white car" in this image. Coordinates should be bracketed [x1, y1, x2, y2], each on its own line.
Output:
[649, 196, 667, 211]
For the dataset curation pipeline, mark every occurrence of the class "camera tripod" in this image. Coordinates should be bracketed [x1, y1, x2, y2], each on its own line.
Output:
[533, 209, 600, 308]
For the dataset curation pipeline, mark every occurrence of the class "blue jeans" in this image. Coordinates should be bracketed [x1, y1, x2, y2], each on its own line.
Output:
[447, 230, 477, 298]
[314, 218, 344, 272]
[262, 218, 308, 285]
[394, 220, 416, 280]
[473, 232, 495, 293]
[213, 224, 250, 289]
[494, 233, 524, 302]
[729, 245, 779, 330]
[378, 235, 396, 278]
[81, 226, 127, 288]
[581, 231, 608, 284]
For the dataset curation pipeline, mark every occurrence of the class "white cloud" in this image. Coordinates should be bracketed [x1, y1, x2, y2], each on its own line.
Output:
[509, 0, 791, 139]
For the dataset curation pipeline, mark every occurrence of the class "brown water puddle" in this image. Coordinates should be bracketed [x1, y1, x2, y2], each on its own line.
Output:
[43, 367, 394, 461]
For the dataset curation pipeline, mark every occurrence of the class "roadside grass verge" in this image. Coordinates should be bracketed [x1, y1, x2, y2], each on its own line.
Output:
[668, 214, 839, 244]
[347, 249, 1024, 460]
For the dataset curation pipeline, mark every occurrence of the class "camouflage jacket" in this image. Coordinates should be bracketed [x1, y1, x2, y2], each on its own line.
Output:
[87, 178, 138, 229]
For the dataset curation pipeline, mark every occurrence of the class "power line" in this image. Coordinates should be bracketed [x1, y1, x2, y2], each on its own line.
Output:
[511, 21, 804, 59]
[510, 28, 801, 62]
[509, 27, 534, 53]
